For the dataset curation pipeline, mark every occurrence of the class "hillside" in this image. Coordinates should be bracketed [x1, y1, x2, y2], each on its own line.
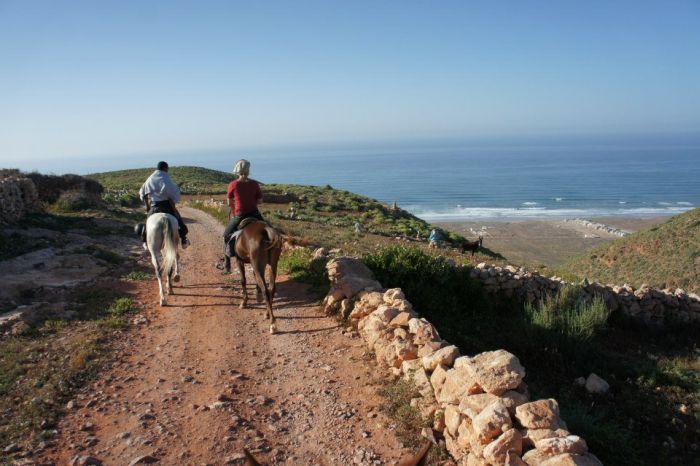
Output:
[93, 166, 500, 261]
[558, 208, 700, 293]
[88, 166, 235, 194]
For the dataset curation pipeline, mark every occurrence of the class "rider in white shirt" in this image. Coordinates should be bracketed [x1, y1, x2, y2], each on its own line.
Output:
[137, 161, 190, 248]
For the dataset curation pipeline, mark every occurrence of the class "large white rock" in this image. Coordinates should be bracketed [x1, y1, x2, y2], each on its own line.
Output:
[408, 318, 441, 344]
[357, 314, 386, 349]
[422, 345, 459, 371]
[383, 288, 405, 302]
[437, 367, 483, 405]
[515, 399, 566, 430]
[483, 428, 523, 464]
[444, 404, 462, 437]
[430, 364, 449, 397]
[535, 435, 588, 455]
[472, 400, 512, 445]
[460, 350, 526, 395]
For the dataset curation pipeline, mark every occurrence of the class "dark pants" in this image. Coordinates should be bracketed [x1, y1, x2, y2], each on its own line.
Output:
[223, 209, 264, 270]
[144, 200, 189, 242]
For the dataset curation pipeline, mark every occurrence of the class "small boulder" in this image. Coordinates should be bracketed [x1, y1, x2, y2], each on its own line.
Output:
[422, 345, 459, 371]
[430, 364, 449, 396]
[389, 311, 413, 328]
[483, 429, 523, 464]
[535, 435, 587, 456]
[515, 399, 565, 430]
[472, 400, 512, 445]
[584, 373, 609, 394]
[437, 367, 482, 405]
[460, 350, 526, 395]
[383, 288, 405, 302]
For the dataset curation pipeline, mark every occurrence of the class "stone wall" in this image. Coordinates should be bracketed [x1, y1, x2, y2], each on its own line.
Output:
[323, 257, 603, 466]
[470, 262, 700, 326]
[0, 171, 41, 225]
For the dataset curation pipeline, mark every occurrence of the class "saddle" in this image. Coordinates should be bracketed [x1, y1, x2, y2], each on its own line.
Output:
[224, 218, 264, 259]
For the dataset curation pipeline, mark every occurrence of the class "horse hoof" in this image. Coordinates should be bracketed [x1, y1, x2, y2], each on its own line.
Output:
[159, 299, 166, 306]
[239, 302, 246, 309]
[173, 274, 180, 283]
[269, 324, 277, 334]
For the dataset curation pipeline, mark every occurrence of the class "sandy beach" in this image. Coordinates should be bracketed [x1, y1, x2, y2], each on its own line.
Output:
[437, 216, 668, 268]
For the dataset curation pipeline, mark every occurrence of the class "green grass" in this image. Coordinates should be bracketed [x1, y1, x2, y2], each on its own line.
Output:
[88, 166, 235, 194]
[121, 270, 152, 281]
[378, 377, 428, 447]
[278, 248, 330, 295]
[557, 208, 700, 293]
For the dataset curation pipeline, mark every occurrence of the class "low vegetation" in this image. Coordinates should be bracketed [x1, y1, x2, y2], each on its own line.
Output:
[364, 246, 699, 466]
[0, 294, 138, 450]
[558, 207, 700, 294]
[277, 248, 330, 296]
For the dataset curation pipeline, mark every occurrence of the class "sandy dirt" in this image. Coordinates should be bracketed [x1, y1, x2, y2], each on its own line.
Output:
[437, 217, 667, 268]
[39, 207, 411, 466]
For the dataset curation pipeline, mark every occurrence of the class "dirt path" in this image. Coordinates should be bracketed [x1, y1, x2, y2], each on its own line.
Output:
[41, 207, 409, 466]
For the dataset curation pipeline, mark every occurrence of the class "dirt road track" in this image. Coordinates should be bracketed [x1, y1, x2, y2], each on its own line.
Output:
[41, 207, 409, 466]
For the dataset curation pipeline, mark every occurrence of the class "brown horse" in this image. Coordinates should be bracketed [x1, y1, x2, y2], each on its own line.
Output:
[233, 219, 284, 334]
[461, 235, 483, 256]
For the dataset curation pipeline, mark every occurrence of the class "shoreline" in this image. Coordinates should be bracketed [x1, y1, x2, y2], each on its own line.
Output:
[435, 215, 669, 269]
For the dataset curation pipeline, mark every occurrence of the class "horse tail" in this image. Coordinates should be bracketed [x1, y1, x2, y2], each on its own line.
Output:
[264, 225, 283, 251]
[162, 215, 178, 275]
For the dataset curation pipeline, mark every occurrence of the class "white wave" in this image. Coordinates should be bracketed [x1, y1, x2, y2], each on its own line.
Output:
[407, 205, 694, 221]
[522, 202, 538, 206]
[677, 201, 693, 206]
[618, 201, 627, 204]
[554, 197, 564, 202]
[658, 202, 672, 206]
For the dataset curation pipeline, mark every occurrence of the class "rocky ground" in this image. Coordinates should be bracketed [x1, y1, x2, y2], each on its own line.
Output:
[34, 207, 414, 466]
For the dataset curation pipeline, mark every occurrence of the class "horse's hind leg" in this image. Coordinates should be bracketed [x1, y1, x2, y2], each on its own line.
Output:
[167, 264, 174, 295]
[237, 258, 248, 309]
[252, 259, 275, 333]
[173, 251, 181, 283]
[151, 252, 166, 306]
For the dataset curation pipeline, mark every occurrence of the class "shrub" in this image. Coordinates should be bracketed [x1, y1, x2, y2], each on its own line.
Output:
[524, 285, 611, 347]
[52, 190, 102, 212]
[26, 172, 103, 204]
[278, 248, 330, 295]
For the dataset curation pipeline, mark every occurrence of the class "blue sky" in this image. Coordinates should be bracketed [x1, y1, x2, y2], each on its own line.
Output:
[1, 0, 699, 166]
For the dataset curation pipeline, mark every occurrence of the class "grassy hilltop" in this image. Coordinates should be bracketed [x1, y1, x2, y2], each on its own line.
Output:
[558, 208, 700, 293]
[88, 166, 235, 194]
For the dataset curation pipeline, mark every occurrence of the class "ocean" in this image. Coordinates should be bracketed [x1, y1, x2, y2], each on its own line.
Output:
[213, 142, 700, 221]
[22, 138, 700, 221]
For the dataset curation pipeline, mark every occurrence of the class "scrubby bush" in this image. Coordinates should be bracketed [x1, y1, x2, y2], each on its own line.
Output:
[524, 285, 611, 344]
[278, 248, 329, 295]
[26, 173, 103, 204]
[52, 190, 102, 212]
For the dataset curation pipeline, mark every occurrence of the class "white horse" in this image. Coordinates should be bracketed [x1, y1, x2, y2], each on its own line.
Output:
[146, 213, 181, 305]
